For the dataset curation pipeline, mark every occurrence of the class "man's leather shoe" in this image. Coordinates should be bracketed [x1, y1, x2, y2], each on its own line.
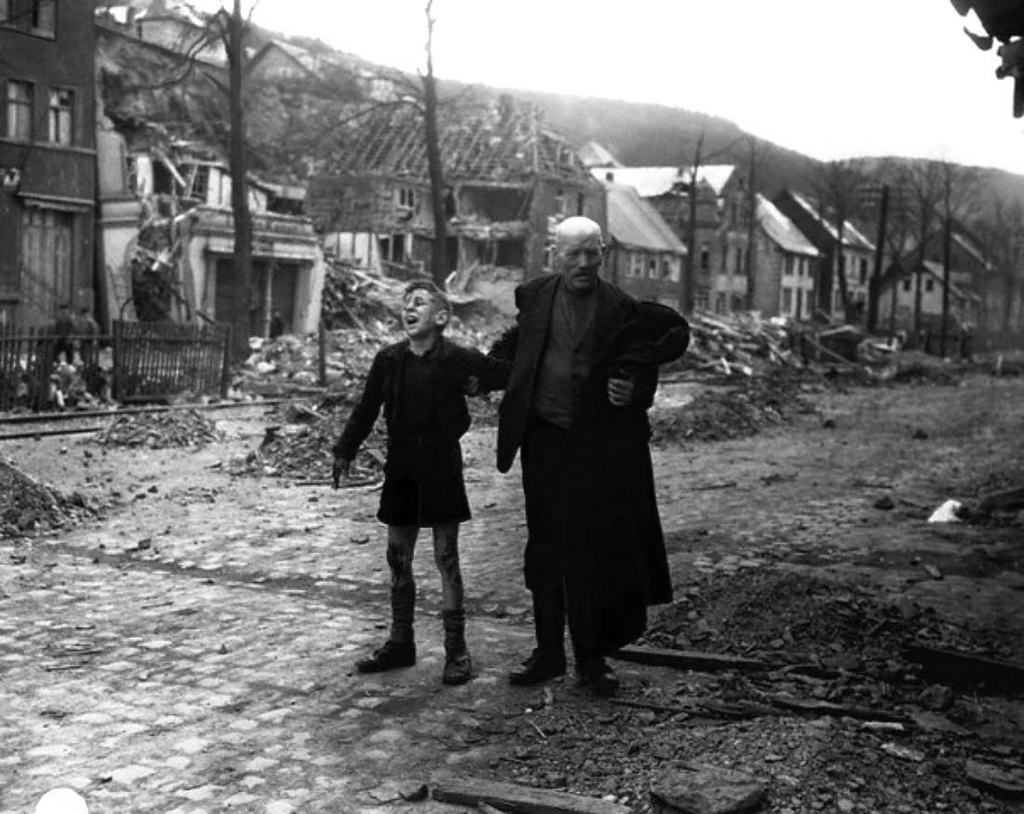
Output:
[578, 658, 618, 697]
[509, 649, 566, 686]
[355, 639, 416, 673]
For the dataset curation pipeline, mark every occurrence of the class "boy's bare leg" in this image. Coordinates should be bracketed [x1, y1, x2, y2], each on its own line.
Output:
[355, 524, 418, 673]
[387, 524, 418, 643]
[433, 523, 472, 685]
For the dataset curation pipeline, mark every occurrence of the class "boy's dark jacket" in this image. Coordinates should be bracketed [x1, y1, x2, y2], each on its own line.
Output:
[333, 337, 501, 461]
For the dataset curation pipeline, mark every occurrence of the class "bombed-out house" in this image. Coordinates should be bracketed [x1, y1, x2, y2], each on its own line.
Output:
[94, 19, 325, 337]
[308, 99, 606, 305]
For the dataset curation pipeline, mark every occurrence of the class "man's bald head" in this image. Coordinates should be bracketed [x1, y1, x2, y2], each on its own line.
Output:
[554, 216, 605, 294]
[554, 216, 604, 253]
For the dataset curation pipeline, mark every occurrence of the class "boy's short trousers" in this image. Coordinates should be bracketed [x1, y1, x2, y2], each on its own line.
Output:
[377, 438, 471, 526]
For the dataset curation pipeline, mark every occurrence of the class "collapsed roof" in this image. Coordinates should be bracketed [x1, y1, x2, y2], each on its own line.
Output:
[327, 100, 595, 185]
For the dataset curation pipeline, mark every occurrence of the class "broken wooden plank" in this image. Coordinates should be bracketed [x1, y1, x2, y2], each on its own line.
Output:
[906, 644, 1024, 695]
[430, 774, 631, 814]
[614, 646, 766, 672]
[978, 486, 1024, 514]
[765, 695, 910, 723]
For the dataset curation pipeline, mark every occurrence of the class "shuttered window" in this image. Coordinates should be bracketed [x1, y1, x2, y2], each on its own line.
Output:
[5, 80, 32, 141]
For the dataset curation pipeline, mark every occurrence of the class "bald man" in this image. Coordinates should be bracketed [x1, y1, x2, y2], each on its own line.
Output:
[488, 216, 690, 697]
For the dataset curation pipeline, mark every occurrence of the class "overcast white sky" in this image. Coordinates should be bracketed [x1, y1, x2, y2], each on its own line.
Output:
[209, 0, 1024, 175]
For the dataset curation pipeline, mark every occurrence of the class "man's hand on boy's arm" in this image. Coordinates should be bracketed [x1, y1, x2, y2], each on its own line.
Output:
[331, 456, 351, 489]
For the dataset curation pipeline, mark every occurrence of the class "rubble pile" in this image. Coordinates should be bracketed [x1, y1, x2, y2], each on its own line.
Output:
[475, 568, 1024, 813]
[95, 409, 223, 448]
[230, 407, 386, 482]
[0, 460, 94, 537]
[650, 369, 815, 444]
[645, 569, 1021, 665]
[320, 259, 406, 331]
[681, 312, 797, 376]
[885, 351, 964, 386]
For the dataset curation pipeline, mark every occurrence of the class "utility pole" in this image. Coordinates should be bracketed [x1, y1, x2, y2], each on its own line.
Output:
[743, 136, 758, 310]
[940, 214, 952, 356]
[868, 184, 890, 334]
[682, 132, 704, 315]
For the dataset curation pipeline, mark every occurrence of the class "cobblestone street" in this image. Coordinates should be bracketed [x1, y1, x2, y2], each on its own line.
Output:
[2, 376, 1023, 813]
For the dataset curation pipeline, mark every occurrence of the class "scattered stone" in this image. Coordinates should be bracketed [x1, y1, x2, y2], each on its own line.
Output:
[650, 762, 767, 814]
[965, 759, 1024, 797]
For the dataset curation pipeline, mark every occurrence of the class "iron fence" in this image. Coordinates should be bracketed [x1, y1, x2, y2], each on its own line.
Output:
[0, 321, 231, 412]
[111, 321, 231, 403]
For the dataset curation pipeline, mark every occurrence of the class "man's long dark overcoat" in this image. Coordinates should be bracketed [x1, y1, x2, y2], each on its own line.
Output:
[490, 274, 690, 650]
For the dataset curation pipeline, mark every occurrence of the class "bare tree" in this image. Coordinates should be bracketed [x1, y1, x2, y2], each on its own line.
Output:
[936, 160, 980, 354]
[680, 123, 744, 313]
[902, 160, 945, 342]
[421, 0, 447, 284]
[809, 159, 866, 322]
[975, 197, 1024, 335]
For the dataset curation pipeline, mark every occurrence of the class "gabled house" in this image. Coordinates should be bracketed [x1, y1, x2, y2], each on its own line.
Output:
[600, 182, 687, 310]
[308, 98, 606, 283]
[1, 0, 97, 328]
[879, 260, 980, 342]
[773, 189, 875, 321]
[749, 195, 819, 320]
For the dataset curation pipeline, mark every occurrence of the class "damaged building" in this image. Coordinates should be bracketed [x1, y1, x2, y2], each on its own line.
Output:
[94, 19, 326, 337]
[308, 97, 606, 305]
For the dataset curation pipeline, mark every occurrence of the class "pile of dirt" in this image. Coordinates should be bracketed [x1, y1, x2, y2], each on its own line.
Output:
[650, 370, 816, 444]
[0, 460, 95, 537]
[95, 409, 223, 448]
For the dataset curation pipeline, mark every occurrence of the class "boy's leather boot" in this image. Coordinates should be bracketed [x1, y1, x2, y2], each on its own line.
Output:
[441, 609, 472, 685]
[355, 638, 416, 673]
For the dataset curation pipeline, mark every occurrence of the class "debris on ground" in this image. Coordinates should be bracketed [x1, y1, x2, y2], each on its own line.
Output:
[0, 459, 96, 536]
[650, 369, 815, 444]
[95, 410, 223, 448]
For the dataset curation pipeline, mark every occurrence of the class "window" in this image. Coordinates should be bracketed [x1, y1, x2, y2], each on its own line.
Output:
[700, 244, 710, 271]
[1, 0, 55, 35]
[627, 252, 643, 278]
[188, 165, 210, 202]
[647, 256, 658, 279]
[662, 256, 680, 283]
[397, 187, 416, 210]
[734, 246, 745, 275]
[925, 278, 935, 293]
[5, 80, 32, 141]
[902, 278, 912, 292]
[47, 88, 73, 145]
[796, 288, 804, 318]
[782, 287, 793, 314]
[859, 257, 869, 285]
[784, 256, 793, 277]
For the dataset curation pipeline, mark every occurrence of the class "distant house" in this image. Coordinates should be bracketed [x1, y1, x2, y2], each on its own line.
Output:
[749, 195, 819, 320]
[307, 98, 607, 285]
[600, 182, 687, 310]
[773, 189, 875, 321]
[1, 0, 97, 327]
[879, 260, 980, 341]
[592, 164, 745, 311]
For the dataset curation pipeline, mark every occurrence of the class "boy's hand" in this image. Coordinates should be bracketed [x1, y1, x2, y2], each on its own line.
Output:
[332, 457, 351, 489]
